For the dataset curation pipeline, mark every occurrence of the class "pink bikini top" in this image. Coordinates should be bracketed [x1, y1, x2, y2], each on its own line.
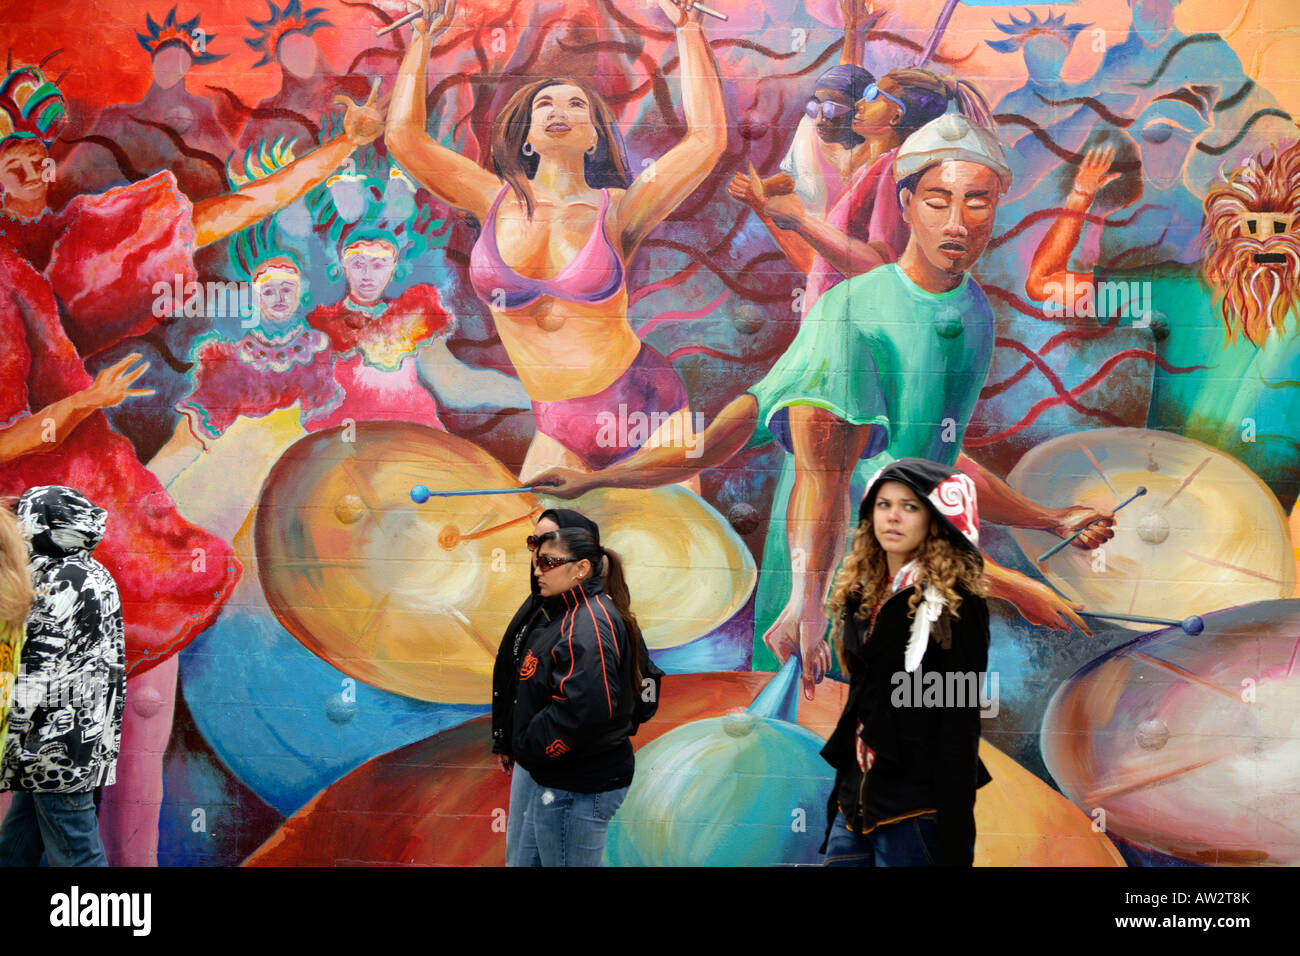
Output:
[469, 185, 625, 311]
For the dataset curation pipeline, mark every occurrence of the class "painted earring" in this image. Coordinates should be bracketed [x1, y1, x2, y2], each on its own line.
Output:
[522, 142, 535, 156]
[586, 143, 597, 156]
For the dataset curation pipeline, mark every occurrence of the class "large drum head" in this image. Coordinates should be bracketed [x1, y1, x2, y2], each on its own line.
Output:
[1008, 428, 1295, 627]
[539, 486, 757, 650]
[256, 422, 537, 704]
[1042, 599, 1300, 864]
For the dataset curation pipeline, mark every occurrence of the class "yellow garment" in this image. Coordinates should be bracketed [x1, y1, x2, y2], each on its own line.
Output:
[0, 618, 23, 762]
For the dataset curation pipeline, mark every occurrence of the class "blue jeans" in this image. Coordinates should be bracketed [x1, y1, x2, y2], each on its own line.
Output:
[511, 779, 629, 867]
[823, 810, 938, 867]
[0, 790, 108, 867]
[505, 763, 541, 867]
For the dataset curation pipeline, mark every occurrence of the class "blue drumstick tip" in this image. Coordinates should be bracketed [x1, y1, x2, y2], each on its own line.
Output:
[1181, 615, 1204, 635]
[410, 484, 431, 504]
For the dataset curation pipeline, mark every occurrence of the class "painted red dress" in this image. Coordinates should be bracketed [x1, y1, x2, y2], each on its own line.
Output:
[0, 171, 239, 675]
[176, 321, 343, 441]
[305, 285, 453, 430]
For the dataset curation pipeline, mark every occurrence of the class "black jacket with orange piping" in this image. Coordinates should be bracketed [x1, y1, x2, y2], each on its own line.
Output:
[495, 575, 635, 793]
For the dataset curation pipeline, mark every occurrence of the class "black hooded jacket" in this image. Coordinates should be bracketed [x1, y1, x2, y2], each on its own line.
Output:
[819, 457, 992, 865]
[493, 575, 635, 792]
[821, 585, 991, 864]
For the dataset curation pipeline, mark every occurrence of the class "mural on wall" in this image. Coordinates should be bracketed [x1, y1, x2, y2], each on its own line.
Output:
[1, 0, 1298, 866]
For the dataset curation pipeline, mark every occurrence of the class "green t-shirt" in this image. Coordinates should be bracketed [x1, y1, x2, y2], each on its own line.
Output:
[746, 262, 996, 464]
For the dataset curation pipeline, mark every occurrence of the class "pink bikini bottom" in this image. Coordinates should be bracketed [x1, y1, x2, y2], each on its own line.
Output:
[531, 343, 688, 470]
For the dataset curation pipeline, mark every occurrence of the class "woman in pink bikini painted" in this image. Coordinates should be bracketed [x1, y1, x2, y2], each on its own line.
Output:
[386, 0, 726, 480]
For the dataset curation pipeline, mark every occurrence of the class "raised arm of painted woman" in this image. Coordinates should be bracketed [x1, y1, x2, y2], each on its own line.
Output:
[1024, 144, 1121, 302]
[611, 0, 727, 257]
[190, 80, 389, 248]
[384, 0, 501, 221]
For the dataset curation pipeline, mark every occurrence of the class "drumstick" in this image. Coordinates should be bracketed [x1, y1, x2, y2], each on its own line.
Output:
[667, 0, 728, 21]
[1076, 611, 1205, 635]
[411, 485, 535, 502]
[1036, 486, 1147, 563]
[378, 9, 425, 36]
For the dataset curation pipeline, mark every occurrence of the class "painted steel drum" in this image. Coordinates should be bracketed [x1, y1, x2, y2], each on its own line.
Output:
[539, 486, 757, 650]
[255, 423, 757, 703]
[1008, 428, 1294, 628]
[244, 671, 1124, 866]
[1042, 599, 1300, 865]
[256, 423, 539, 704]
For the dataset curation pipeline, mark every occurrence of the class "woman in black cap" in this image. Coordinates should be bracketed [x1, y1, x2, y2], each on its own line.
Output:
[492, 508, 653, 866]
[819, 458, 991, 866]
[492, 508, 597, 865]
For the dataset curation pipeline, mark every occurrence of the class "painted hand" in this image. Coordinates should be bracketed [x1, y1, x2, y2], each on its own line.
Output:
[1007, 576, 1091, 636]
[337, 79, 389, 146]
[656, 0, 704, 28]
[404, 0, 457, 37]
[82, 353, 154, 410]
[1053, 505, 1116, 551]
[1072, 144, 1121, 200]
[524, 466, 594, 499]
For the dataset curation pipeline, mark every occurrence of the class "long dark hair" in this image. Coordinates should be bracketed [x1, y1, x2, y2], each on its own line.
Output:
[540, 527, 642, 690]
[488, 77, 633, 218]
[881, 68, 994, 141]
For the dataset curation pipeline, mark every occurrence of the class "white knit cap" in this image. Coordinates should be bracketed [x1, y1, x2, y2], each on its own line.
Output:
[892, 113, 1013, 192]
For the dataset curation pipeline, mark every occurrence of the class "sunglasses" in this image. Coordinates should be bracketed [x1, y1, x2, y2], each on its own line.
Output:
[534, 553, 579, 572]
[805, 98, 854, 122]
[860, 83, 907, 117]
[526, 535, 543, 551]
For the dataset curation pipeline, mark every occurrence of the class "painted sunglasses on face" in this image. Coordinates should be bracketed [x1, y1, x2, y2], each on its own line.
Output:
[534, 553, 579, 572]
[805, 98, 854, 121]
[860, 83, 907, 116]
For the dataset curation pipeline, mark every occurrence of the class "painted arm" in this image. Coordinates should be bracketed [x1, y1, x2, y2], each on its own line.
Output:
[838, 0, 885, 67]
[957, 452, 1114, 550]
[983, 559, 1091, 636]
[730, 167, 892, 277]
[615, 3, 728, 255]
[383, 0, 499, 220]
[525, 393, 758, 496]
[1024, 144, 1120, 300]
[191, 82, 389, 248]
[728, 168, 817, 275]
[0, 355, 151, 464]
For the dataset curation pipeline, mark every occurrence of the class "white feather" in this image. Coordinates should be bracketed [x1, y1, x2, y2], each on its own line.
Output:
[904, 585, 945, 672]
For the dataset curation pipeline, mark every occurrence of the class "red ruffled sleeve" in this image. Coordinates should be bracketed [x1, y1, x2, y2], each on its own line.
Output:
[44, 171, 198, 358]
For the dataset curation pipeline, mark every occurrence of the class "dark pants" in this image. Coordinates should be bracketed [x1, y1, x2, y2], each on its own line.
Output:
[823, 810, 939, 867]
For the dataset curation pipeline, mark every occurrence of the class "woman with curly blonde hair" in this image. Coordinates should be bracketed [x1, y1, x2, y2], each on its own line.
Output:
[819, 458, 991, 867]
[0, 501, 34, 760]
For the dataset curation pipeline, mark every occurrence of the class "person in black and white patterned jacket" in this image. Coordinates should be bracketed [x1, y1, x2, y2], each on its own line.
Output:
[0, 486, 126, 866]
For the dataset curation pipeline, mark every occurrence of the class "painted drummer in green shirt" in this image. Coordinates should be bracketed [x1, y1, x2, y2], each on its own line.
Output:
[529, 113, 1115, 700]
